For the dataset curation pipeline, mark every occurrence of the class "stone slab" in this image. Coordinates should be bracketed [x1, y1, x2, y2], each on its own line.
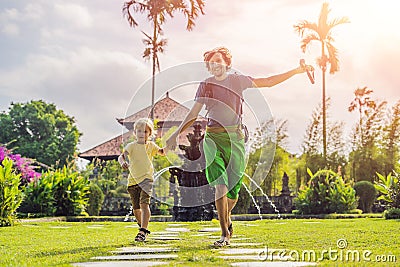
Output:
[231, 262, 317, 267]
[125, 225, 140, 228]
[198, 227, 221, 232]
[228, 243, 264, 247]
[164, 227, 190, 232]
[219, 255, 291, 261]
[219, 248, 274, 255]
[151, 231, 179, 235]
[74, 261, 168, 267]
[92, 254, 178, 260]
[112, 247, 177, 254]
[150, 236, 181, 241]
[167, 223, 188, 227]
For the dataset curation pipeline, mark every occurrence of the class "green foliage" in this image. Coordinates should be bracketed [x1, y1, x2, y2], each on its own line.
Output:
[246, 119, 296, 196]
[51, 166, 90, 216]
[87, 182, 105, 216]
[232, 183, 251, 214]
[354, 181, 376, 213]
[0, 158, 24, 226]
[375, 172, 400, 209]
[383, 208, 400, 219]
[81, 160, 126, 198]
[294, 169, 357, 214]
[19, 172, 56, 216]
[0, 100, 81, 169]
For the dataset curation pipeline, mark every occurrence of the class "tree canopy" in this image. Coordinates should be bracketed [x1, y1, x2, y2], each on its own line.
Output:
[0, 100, 81, 169]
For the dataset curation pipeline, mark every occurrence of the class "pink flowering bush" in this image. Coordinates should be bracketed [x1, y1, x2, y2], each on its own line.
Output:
[0, 146, 41, 185]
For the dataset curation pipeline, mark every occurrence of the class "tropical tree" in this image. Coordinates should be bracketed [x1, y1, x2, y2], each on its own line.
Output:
[294, 2, 349, 163]
[246, 119, 292, 196]
[0, 100, 81, 169]
[123, 0, 205, 119]
[348, 86, 376, 145]
[348, 92, 387, 182]
[301, 97, 346, 177]
[381, 101, 400, 175]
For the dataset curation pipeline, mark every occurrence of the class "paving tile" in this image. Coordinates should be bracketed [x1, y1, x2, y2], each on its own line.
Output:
[167, 223, 188, 227]
[112, 247, 177, 254]
[164, 227, 190, 232]
[228, 243, 264, 247]
[92, 254, 178, 261]
[151, 231, 179, 235]
[73, 261, 168, 267]
[219, 248, 273, 255]
[150, 236, 181, 241]
[198, 227, 221, 232]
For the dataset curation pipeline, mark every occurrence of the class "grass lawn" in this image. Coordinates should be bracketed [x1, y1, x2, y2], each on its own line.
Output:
[0, 217, 399, 266]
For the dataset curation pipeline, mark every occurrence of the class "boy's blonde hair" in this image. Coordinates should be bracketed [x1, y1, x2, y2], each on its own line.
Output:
[133, 118, 155, 139]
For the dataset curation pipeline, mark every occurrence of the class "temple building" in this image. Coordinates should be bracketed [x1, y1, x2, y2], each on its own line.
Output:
[79, 93, 206, 162]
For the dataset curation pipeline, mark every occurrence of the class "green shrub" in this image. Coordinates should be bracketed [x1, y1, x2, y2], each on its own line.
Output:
[87, 182, 104, 216]
[354, 181, 376, 213]
[294, 169, 357, 214]
[375, 172, 400, 209]
[384, 208, 400, 219]
[383, 208, 400, 219]
[0, 158, 24, 226]
[19, 172, 56, 216]
[52, 166, 90, 216]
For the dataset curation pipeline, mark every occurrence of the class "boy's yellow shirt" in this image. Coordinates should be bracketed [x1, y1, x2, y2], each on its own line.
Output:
[124, 141, 160, 186]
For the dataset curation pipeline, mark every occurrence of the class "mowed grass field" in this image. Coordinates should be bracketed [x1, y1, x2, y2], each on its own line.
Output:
[0, 218, 398, 266]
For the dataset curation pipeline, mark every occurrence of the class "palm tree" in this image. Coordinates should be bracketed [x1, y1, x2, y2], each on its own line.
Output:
[348, 86, 376, 145]
[294, 2, 349, 164]
[123, 0, 205, 119]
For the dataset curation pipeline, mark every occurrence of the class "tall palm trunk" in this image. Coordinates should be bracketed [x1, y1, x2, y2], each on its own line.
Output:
[321, 43, 327, 165]
[150, 16, 157, 120]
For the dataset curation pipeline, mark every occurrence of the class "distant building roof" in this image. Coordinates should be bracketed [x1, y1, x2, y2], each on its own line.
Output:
[79, 131, 131, 161]
[79, 93, 206, 162]
[117, 93, 193, 130]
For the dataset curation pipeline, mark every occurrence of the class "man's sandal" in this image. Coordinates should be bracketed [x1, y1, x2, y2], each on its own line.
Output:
[228, 223, 233, 238]
[213, 238, 230, 247]
[135, 228, 150, 242]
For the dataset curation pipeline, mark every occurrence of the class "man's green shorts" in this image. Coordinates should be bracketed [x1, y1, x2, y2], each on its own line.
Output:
[203, 129, 246, 199]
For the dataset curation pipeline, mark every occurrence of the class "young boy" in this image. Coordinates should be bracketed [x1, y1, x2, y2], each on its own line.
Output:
[118, 118, 165, 241]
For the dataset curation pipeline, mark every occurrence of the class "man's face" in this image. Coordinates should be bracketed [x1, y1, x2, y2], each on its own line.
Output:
[208, 52, 227, 78]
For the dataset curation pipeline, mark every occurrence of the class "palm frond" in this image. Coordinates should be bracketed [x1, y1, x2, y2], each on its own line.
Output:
[122, 1, 139, 27]
[294, 20, 318, 37]
[318, 2, 330, 38]
[300, 33, 320, 53]
[143, 48, 152, 60]
[326, 42, 339, 74]
[328, 17, 350, 29]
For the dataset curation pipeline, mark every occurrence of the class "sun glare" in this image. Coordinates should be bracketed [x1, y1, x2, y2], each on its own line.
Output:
[340, 0, 399, 36]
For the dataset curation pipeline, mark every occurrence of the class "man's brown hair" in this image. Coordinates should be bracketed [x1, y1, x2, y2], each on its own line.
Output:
[203, 47, 232, 71]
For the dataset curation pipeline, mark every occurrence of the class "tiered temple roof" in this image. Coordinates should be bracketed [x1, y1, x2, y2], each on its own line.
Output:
[79, 93, 206, 162]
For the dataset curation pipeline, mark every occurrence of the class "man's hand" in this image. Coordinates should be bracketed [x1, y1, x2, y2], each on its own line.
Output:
[299, 59, 315, 84]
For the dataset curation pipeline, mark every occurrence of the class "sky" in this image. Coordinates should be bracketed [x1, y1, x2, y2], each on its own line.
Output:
[1, 0, 400, 160]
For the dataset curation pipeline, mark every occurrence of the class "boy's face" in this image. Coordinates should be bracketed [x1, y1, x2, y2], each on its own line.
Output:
[135, 124, 151, 143]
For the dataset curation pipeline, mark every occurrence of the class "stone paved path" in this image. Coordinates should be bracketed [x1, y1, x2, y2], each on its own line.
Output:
[73, 223, 317, 267]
